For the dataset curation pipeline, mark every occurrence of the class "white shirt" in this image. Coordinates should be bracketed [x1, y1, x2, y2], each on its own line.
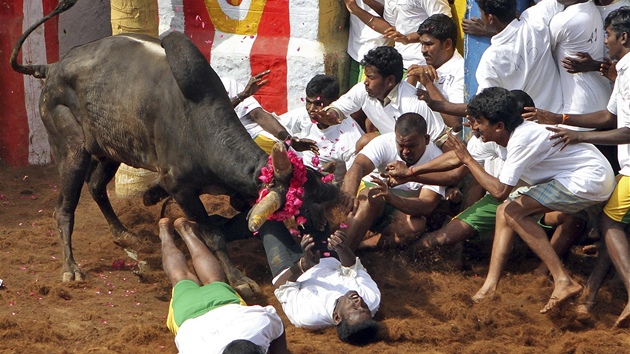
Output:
[220, 77, 264, 139]
[175, 304, 284, 354]
[331, 81, 446, 142]
[597, 0, 630, 24]
[417, 50, 465, 125]
[279, 107, 365, 183]
[476, 0, 564, 112]
[360, 132, 446, 197]
[383, 0, 452, 68]
[550, 1, 611, 115]
[466, 135, 506, 178]
[274, 257, 381, 330]
[348, 0, 387, 62]
[499, 121, 615, 201]
[607, 53, 630, 176]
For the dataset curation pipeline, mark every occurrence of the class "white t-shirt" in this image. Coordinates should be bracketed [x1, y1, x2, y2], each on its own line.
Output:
[175, 304, 284, 354]
[606, 53, 630, 176]
[279, 107, 365, 183]
[383, 0, 452, 68]
[550, 1, 611, 115]
[466, 135, 506, 178]
[476, 0, 564, 112]
[220, 77, 264, 139]
[417, 50, 465, 125]
[274, 257, 381, 330]
[360, 132, 446, 197]
[331, 81, 446, 142]
[499, 121, 615, 201]
[597, 0, 630, 25]
[348, 0, 387, 62]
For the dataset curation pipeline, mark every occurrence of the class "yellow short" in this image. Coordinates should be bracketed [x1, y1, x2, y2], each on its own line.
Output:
[603, 175, 630, 224]
[254, 134, 278, 155]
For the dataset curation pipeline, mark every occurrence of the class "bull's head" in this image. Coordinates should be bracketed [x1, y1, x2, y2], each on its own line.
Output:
[247, 143, 339, 232]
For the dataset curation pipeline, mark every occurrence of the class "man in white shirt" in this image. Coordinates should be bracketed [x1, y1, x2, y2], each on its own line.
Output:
[346, 0, 387, 86]
[406, 14, 465, 132]
[339, 113, 446, 249]
[341, 0, 452, 69]
[267, 228, 380, 345]
[160, 218, 287, 354]
[323, 46, 448, 147]
[537, 8, 630, 327]
[445, 87, 615, 314]
[280, 75, 365, 184]
[221, 71, 317, 155]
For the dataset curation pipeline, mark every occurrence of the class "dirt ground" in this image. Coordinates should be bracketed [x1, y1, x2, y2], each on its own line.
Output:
[1, 162, 629, 354]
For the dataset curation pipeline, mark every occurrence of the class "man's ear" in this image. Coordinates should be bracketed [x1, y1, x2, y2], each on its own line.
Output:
[386, 75, 397, 88]
[621, 31, 628, 45]
[425, 134, 431, 145]
[333, 310, 342, 325]
[496, 121, 505, 132]
[443, 38, 454, 51]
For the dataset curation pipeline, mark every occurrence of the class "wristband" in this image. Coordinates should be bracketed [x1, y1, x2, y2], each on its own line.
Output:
[409, 166, 415, 176]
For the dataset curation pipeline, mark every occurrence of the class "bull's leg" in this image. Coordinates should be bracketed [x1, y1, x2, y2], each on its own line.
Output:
[55, 150, 92, 282]
[84, 159, 136, 247]
[170, 189, 261, 297]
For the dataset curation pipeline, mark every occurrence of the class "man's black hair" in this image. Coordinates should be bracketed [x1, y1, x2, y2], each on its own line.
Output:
[306, 74, 340, 100]
[223, 339, 264, 354]
[395, 112, 428, 136]
[510, 89, 535, 114]
[337, 317, 380, 346]
[476, 0, 517, 24]
[605, 6, 630, 39]
[468, 87, 522, 133]
[360, 46, 404, 83]
[417, 14, 458, 48]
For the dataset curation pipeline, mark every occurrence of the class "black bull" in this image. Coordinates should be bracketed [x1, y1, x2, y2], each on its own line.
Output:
[10, 0, 339, 296]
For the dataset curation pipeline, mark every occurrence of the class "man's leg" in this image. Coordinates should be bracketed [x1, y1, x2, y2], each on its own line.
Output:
[533, 212, 586, 275]
[473, 202, 516, 303]
[173, 217, 226, 285]
[601, 214, 630, 327]
[414, 218, 475, 250]
[159, 218, 199, 286]
[381, 211, 427, 247]
[504, 196, 583, 313]
[345, 188, 386, 251]
[576, 244, 612, 318]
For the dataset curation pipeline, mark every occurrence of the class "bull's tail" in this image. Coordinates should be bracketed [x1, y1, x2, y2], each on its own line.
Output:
[9, 0, 79, 78]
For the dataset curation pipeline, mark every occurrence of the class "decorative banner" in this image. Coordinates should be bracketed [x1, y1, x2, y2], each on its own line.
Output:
[206, 0, 266, 35]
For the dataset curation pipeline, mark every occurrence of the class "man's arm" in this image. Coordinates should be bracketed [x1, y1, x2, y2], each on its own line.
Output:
[268, 330, 288, 354]
[523, 108, 617, 130]
[370, 177, 442, 217]
[385, 151, 468, 186]
[547, 126, 630, 150]
[273, 234, 321, 289]
[444, 134, 512, 201]
[419, 89, 468, 118]
[339, 154, 375, 214]
[343, 0, 392, 34]
[248, 108, 319, 153]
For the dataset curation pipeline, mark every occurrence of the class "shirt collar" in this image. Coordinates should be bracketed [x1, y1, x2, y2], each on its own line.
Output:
[616, 52, 630, 73]
[382, 83, 400, 107]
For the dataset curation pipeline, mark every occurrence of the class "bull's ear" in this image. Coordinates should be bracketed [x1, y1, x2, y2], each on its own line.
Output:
[247, 191, 281, 232]
[271, 142, 292, 178]
[161, 31, 226, 104]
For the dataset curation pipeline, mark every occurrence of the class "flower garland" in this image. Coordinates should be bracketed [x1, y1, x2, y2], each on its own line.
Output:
[256, 149, 307, 222]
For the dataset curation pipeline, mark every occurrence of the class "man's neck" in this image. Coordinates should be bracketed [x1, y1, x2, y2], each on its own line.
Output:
[595, 0, 615, 6]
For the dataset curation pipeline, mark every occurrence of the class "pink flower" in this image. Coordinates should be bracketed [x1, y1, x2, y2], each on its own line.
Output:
[321, 174, 334, 183]
[339, 223, 348, 229]
[289, 228, 300, 236]
[296, 216, 307, 226]
[311, 155, 320, 166]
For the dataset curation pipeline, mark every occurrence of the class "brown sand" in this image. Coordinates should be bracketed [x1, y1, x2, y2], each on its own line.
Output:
[1, 163, 629, 353]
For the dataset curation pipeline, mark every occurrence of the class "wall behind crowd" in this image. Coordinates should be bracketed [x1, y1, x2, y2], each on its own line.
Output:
[0, 0, 472, 167]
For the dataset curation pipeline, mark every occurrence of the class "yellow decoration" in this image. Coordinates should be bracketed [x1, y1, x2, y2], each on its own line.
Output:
[205, 0, 266, 35]
[110, 0, 159, 37]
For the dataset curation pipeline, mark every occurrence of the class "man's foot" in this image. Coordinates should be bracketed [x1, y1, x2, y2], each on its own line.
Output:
[540, 281, 583, 314]
[472, 287, 495, 304]
[613, 303, 630, 328]
[158, 218, 175, 242]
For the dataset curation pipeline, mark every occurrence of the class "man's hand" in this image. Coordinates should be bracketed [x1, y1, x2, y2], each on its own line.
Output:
[338, 191, 359, 216]
[462, 17, 496, 37]
[342, 0, 358, 13]
[416, 88, 434, 109]
[241, 70, 270, 99]
[384, 27, 410, 44]
[561, 52, 601, 73]
[522, 107, 561, 124]
[407, 65, 437, 87]
[601, 57, 618, 82]
[369, 175, 391, 200]
[327, 230, 351, 254]
[384, 161, 413, 186]
[546, 126, 582, 150]
[290, 137, 319, 154]
[444, 134, 473, 165]
[300, 234, 321, 270]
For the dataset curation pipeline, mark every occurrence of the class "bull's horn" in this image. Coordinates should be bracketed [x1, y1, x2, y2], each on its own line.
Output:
[247, 191, 282, 232]
[271, 143, 292, 178]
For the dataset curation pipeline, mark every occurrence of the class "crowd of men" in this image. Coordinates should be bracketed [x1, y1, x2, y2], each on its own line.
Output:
[160, 1, 630, 352]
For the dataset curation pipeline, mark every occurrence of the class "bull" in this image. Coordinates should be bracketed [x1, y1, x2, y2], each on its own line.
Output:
[10, 0, 339, 296]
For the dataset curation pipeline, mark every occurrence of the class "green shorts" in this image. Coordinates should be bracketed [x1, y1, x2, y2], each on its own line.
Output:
[166, 280, 244, 335]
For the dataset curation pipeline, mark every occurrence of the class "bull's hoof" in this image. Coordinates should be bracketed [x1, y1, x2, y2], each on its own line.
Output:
[61, 270, 85, 282]
[232, 276, 262, 299]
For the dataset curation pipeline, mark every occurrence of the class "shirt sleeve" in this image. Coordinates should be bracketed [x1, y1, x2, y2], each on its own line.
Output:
[476, 53, 503, 93]
[331, 83, 366, 117]
[498, 143, 537, 187]
[420, 0, 452, 17]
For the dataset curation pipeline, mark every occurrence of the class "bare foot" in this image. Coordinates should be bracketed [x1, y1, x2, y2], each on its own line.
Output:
[575, 300, 595, 321]
[540, 281, 583, 314]
[472, 287, 495, 304]
[158, 218, 174, 241]
[613, 303, 630, 328]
